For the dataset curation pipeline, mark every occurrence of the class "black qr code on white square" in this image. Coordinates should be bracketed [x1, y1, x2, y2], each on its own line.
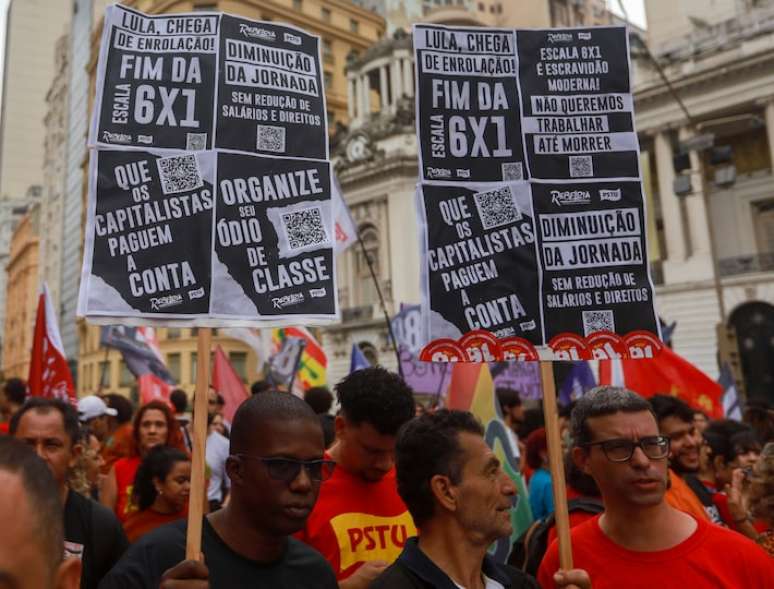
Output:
[282, 207, 328, 251]
[257, 125, 286, 153]
[474, 186, 522, 230]
[582, 310, 615, 336]
[157, 154, 203, 195]
[186, 133, 207, 151]
[569, 155, 593, 178]
[502, 162, 523, 181]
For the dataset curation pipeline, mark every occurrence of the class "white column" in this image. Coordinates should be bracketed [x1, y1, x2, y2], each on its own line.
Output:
[679, 126, 712, 256]
[391, 60, 403, 105]
[764, 100, 774, 171]
[361, 74, 371, 117]
[654, 130, 687, 262]
[354, 76, 363, 121]
[379, 66, 389, 110]
[402, 58, 414, 97]
[347, 76, 355, 120]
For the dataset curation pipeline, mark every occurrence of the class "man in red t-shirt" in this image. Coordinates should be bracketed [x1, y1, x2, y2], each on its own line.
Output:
[538, 386, 774, 589]
[296, 367, 417, 589]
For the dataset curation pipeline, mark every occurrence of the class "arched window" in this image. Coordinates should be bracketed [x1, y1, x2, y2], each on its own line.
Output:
[729, 301, 774, 401]
[354, 224, 380, 306]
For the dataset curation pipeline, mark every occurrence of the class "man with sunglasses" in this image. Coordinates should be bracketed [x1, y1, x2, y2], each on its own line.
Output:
[99, 392, 339, 588]
[538, 386, 773, 589]
[297, 367, 417, 589]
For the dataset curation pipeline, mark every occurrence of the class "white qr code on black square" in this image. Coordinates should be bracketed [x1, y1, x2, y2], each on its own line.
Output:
[474, 186, 522, 230]
[156, 154, 203, 195]
[582, 310, 614, 336]
[257, 125, 286, 153]
[569, 155, 593, 178]
[282, 207, 328, 251]
[502, 162, 523, 181]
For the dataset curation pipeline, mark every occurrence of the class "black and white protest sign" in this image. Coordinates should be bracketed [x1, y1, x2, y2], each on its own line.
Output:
[419, 182, 543, 344]
[211, 153, 336, 319]
[91, 5, 218, 150]
[532, 181, 658, 340]
[216, 16, 327, 160]
[517, 27, 639, 180]
[79, 149, 215, 317]
[414, 24, 526, 183]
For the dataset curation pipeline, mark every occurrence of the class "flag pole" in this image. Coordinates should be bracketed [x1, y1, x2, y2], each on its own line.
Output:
[540, 360, 573, 570]
[186, 327, 211, 560]
[355, 231, 403, 379]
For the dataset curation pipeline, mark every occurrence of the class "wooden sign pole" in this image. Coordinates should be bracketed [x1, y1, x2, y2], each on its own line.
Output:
[539, 360, 573, 570]
[186, 327, 212, 560]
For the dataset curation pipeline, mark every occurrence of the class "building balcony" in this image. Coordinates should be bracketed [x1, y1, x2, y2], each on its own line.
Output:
[718, 253, 774, 278]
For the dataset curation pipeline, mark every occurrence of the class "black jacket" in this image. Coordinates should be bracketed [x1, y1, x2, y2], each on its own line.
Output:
[371, 537, 539, 589]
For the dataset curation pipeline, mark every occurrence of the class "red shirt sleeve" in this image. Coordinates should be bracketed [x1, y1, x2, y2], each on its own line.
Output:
[537, 538, 560, 589]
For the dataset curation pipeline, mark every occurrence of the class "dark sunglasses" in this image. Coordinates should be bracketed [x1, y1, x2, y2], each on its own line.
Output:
[580, 435, 670, 463]
[236, 454, 336, 482]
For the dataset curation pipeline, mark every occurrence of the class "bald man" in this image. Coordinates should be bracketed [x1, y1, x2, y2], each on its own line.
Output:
[100, 392, 338, 588]
[0, 437, 81, 589]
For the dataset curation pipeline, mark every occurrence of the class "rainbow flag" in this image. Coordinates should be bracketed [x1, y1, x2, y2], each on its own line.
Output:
[271, 327, 327, 389]
[447, 362, 533, 563]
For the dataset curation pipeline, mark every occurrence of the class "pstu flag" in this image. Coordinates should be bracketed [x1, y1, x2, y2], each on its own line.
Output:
[28, 284, 75, 403]
[349, 343, 371, 374]
[271, 327, 327, 389]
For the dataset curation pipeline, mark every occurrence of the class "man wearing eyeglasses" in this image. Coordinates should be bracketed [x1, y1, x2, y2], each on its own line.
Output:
[99, 392, 339, 588]
[297, 367, 417, 589]
[538, 386, 773, 589]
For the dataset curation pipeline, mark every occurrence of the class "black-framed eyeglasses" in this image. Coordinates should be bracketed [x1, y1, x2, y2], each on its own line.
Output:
[235, 455, 336, 483]
[580, 435, 670, 463]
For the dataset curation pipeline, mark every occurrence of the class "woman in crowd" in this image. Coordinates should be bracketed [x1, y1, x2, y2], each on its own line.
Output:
[123, 446, 191, 543]
[101, 400, 185, 521]
[526, 427, 554, 521]
[70, 426, 106, 500]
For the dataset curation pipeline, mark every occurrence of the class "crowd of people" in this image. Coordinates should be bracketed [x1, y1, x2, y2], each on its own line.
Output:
[0, 368, 771, 589]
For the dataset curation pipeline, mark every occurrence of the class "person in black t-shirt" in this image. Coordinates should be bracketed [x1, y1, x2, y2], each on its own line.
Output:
[9, 399, 128, 589]
[372, 410, 590, 589]
[0, 437, 82, 589]
[100, 392, 338, 588]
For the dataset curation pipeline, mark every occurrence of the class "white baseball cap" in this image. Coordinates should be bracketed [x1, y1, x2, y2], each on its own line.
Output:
[77, 395, 118, 422]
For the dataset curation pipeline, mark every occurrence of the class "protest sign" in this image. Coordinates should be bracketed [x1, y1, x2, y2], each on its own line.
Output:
[79, 148, 215, 318]
[419, 182, 543, 345]
[517, 27, 639, 180]
[216, 15, 327, 159]
[91, 6, 219, 150]
[212, 153, 335, 319]
[414, 25, 525, 183]
[80, 5, 337, 327]
[413, 24, 661, 361]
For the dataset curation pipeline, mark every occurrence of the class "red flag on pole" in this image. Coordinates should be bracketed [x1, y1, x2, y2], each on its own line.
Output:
[28, 284, 76, 403]
[598, 346, 723, 418]
[135, 327, 172, 404]
[212, 345, 248, 423]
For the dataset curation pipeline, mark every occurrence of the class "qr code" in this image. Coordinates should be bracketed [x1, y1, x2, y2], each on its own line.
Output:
[502, 162, 523, 181]
[473, 186, 522, 230]
[582, 310, 615, 336]
[282, 207, 328, 251]
[156, 154, 203, 195]
[569, 155, 593, 178]
[257, 125, 286, 153]
[186, 133, 207, 151]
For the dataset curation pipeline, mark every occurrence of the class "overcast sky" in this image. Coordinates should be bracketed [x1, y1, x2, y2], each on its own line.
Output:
[0, 0, 647, 120]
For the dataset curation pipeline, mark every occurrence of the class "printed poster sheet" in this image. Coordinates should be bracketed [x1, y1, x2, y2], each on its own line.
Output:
[79, 5, 336, 326]
[414, 24, 660, 361]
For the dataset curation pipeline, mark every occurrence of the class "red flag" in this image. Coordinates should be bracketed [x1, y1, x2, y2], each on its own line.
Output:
[28, 285, 75, 403]
[138, 373, 172, 406]
[598, 347, 723, 418]
[212, 346, 248, 423]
